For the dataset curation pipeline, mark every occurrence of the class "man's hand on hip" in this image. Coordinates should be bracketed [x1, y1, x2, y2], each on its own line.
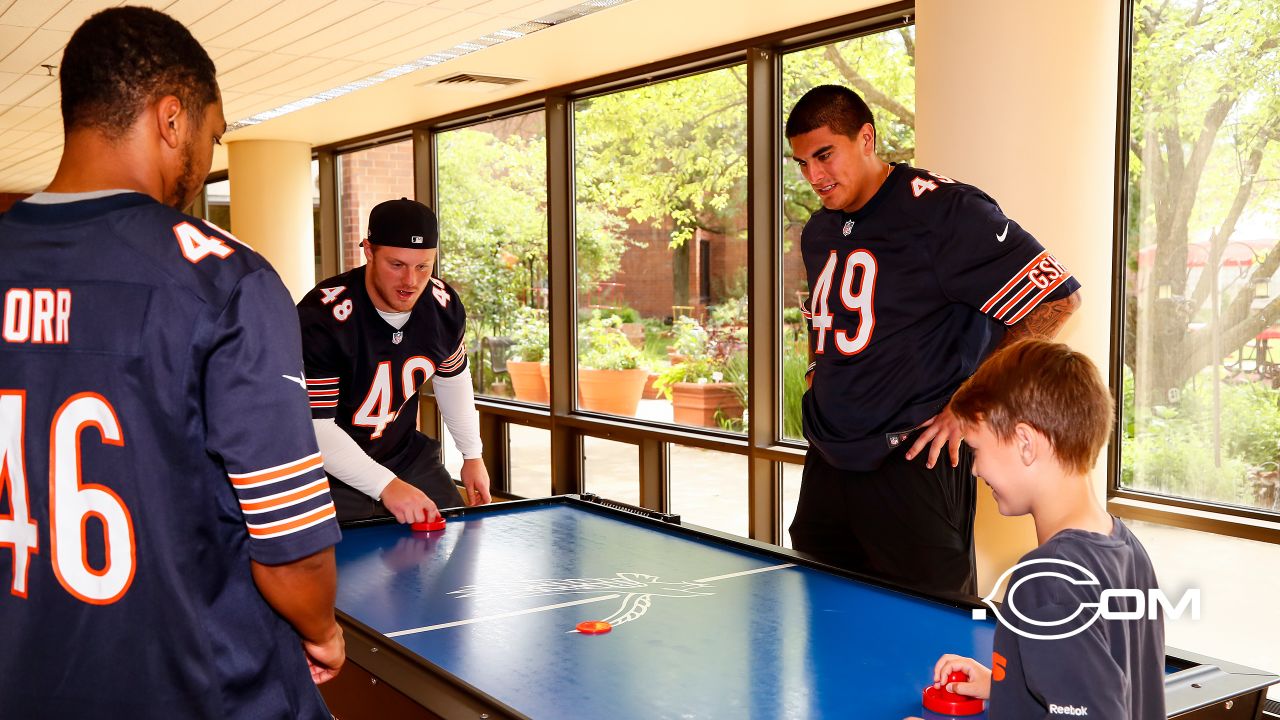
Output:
[379, 478, 441, 524]
[905, 405, 964, 469]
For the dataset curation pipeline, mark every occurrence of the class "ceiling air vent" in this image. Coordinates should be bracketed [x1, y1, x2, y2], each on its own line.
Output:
[435, 73, 525, 87]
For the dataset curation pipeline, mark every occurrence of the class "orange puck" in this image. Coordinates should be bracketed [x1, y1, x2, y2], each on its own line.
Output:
[576, 620, 612, 635]
[410, 517, 446, 532]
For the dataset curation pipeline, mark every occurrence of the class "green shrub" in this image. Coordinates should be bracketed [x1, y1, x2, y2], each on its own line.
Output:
[578, 311, 641, 371]
[508, 306, 548, 363]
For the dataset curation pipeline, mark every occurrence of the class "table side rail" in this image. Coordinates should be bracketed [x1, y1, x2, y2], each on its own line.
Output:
[337, 609, 530, 720]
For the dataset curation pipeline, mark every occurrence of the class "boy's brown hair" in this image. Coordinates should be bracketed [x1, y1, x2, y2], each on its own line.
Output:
[950, 339, 1114, 475]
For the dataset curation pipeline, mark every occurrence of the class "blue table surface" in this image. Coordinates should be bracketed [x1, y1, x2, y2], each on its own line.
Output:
[334, 502, 996, 719]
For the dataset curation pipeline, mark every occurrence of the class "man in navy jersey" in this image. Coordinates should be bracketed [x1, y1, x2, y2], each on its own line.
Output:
[0, 7, 343, 718]
[298, 198, 492, 525]
[785, 85, 1081, 596]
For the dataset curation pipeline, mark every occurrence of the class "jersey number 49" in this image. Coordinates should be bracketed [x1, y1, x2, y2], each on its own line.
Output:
[809, 249, 878, 355]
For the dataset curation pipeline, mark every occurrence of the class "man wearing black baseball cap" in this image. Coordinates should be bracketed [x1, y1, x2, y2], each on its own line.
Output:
[297, 198, 492, 524]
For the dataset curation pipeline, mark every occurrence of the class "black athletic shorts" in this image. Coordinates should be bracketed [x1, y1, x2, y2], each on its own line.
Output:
[789, 440, 977, 597]
[329, 434, 465, 523]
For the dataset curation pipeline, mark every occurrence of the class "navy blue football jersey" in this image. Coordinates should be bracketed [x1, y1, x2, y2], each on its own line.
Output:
[801, 164, 1080, 471]
[990, 519, 1165, 720]
[297, 266, 467, 475]
[0, 193, 340, 718]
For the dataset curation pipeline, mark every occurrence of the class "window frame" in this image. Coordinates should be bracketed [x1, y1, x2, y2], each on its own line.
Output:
[1106, 0, 1280, 545]
[312, 2, 919, 544]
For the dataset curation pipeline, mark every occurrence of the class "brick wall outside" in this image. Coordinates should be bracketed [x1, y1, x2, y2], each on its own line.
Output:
[331, 137, 810, 324]
[338, 140, 414, 272]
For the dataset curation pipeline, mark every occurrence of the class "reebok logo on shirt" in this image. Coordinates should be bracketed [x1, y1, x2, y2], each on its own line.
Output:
[1049, 704, 1089, 716]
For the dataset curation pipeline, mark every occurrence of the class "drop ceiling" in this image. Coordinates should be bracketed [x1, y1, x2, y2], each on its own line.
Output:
[0, 0, 878, 193]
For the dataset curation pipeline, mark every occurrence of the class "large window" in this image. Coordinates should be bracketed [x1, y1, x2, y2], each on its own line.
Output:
[573, 67, 749, 434]
[336, 139, 414, 270]
[437, 111, 548, 402]
[779, 27, 917, 442]
[202, 177, 231, 230]
[1120, 0, 1280, 516]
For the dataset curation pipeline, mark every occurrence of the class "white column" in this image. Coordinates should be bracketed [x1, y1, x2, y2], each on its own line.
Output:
[915, 0, 1121, 594]
[226, 140, 315, 300]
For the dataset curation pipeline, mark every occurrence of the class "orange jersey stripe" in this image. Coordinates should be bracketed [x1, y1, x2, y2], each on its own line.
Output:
[247, 504, 336, 538]
[229, 453, 324, 487]
[980, 250, 1048, 314]
[239, 479, 332, 513]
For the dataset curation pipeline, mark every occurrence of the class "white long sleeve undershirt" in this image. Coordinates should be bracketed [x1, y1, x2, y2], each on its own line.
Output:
[312, 310, 485, 500]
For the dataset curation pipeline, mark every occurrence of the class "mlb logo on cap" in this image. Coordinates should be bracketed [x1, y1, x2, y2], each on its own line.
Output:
[366, 198, 438, 249]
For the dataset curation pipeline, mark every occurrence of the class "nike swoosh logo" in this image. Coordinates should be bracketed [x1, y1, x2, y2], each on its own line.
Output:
[996, 222, 1010, 243]
[282, 374, 306, 390]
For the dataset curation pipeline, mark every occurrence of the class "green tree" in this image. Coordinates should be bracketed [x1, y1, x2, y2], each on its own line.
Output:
[436, 121, 628, 340]
[782, 28, 917, 228]
[573, 28, 918, 303]
[1126, 0, 1280, 404]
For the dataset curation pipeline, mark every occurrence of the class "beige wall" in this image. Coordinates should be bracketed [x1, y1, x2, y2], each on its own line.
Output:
[226, 140, 316, 300]
[916, 0, 1121, 595]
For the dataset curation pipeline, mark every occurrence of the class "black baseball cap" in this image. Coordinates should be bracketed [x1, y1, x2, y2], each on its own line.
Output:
[365, 198, 438, 249]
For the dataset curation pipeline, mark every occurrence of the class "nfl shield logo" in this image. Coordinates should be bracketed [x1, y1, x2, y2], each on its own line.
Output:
[842, 220, 855, 236]
[392, 331, 404, 345]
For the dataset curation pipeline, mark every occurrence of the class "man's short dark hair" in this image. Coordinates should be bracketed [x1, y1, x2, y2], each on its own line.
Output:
[60, 7, 218, 138]
[785, 85, 876, 141]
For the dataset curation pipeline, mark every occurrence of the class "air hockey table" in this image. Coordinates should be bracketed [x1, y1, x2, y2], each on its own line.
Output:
[321, 494, 1278, 719]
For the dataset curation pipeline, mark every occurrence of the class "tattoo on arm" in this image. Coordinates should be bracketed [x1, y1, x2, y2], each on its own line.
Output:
[1002, 290, 1082, 345]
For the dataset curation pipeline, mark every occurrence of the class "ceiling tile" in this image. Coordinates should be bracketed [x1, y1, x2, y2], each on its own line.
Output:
[238, 1, 377, 54]
[0, 28, 69, 74]
[43, 0, 121, 32]
[233, 54, 333, 95]
[284, 3, 417, 58]
[0, 24, 34, 58]
[160, 0, 224, 29]
[0, 72, 49, 104]
[188, 0, 285, 42]
[0, 0, 68, 28]
[0, 102, 38, 128]
[216, 52, 296, 86]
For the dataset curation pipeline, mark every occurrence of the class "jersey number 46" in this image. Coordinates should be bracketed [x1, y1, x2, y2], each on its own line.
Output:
[0, 391, 135, 604]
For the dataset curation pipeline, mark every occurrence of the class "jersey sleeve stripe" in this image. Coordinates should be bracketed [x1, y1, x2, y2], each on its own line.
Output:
[239, 478, 333, 514]
[441, 344, 466, 364]
[979, 250, 1049, 313]
[307, 389, 339, 398]
[306, 377, 340, 386]
[229, 453, 324, 489]
[309, 400, 339, 409]
[1004, 272, 1073, 325]
[247, 504, 337, 539]
[994, 283, 1038, 321]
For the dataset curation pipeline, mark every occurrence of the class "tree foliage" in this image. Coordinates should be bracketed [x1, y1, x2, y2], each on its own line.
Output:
[436, 118, 627, 339]
[1126, 0, 1280, 403]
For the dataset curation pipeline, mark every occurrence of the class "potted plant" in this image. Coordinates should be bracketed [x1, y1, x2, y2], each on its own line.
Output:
[507, 306, 549, 403]
[578, 311, 647, 416]
[653, 318, 745, 428]
[615, 306, 644, 347]
[667, 315, 706, 365]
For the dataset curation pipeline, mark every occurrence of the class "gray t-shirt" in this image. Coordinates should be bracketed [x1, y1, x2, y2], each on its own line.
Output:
[990, 517, 1166, 719]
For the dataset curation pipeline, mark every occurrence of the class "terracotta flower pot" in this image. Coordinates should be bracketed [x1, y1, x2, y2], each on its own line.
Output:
[670, 381, 743, 427]
[578, 368, 647, 416]
[508, 360, 548, 403]
[642, 372, 661, 399]
[540, 362, 583, 404]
